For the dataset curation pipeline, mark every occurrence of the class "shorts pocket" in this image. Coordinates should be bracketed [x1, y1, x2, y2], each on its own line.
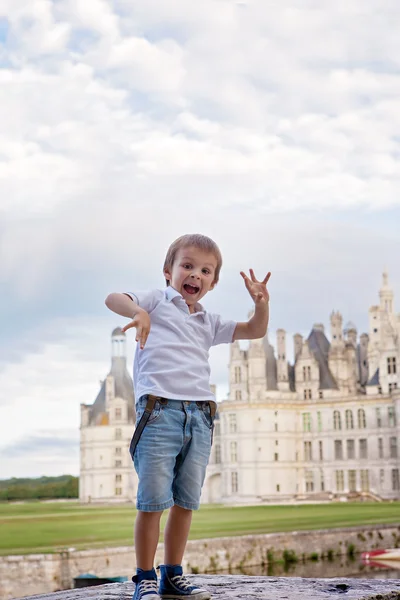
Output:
[135, 405, 162, 426]
[199, 405, 214, 429]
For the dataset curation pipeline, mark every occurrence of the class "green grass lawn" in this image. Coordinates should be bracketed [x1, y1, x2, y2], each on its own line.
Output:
[0, 501, 399, 556]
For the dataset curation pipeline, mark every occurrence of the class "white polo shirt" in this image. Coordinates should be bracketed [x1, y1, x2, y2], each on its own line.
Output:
[125, 287, 236, 403]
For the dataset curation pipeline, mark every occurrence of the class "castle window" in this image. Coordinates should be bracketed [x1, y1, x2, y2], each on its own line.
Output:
[303, 389, 312, 400]
[115, 408, 122, 419]
[387, 356, 397, 375]
[115, 447, 122, 455]
[335, 470, 344, 492]
[359, 438, 368, 459]
[274, 453, 279, 461]
[373, 328, 378, 333]
[348, 470, 357, 492]
[390, 437, 398, 459]
[389, 383, 398, 393]
[215, 444, 221, 464]
[317, 411, 322, 432]
[276, 484, 280, 492]
[334, 440, 343, 460]
[319, 440, 323, 461]
[214, 422, 220, 437]
[115, 428, 122, 440]
[231, 472, 238, 493]
[320, 471, 325, 491]
[235, 390, 242, 401]
[392, 469, 400, 491]
[234, 367, 241, 383]
[115, 460, 122, 468]
[274, 422, 278, 432]
[357, 408, 366, 429]
[115, 474, 122, 483]
[319, 391, 323, 399]
[345, 410, 354, 430]
[380, 469, 385, 488]
[347, 439, 355, 459]
[305, 470, 314, 492]
[388, 407, 397, 427]
[333, 410, 341, 431]
[302, 412, 312, 432]
[360, 469, 369, 492]
[115, 487, 122, 496]
[378, 437, 384, 459]
[228, 414, 237, 433]
[376, 407, 382, 428]
[304, 441, 312, 461]
[230, 441, 238, 462]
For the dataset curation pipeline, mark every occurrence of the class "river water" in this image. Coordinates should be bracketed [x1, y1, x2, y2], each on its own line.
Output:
[228, 556, 400, 580]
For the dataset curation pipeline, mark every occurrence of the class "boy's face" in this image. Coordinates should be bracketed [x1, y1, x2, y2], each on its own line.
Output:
[164, 246, 218, 310]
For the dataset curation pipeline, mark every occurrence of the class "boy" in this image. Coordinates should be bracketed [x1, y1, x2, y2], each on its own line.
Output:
[105, 234, 270, 600]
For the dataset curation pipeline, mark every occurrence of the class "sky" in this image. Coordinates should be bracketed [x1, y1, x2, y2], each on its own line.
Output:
[1, 0, 400, 479]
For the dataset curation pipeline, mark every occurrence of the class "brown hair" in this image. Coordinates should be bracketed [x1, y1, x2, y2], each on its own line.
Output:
[163, 234, 222, 286]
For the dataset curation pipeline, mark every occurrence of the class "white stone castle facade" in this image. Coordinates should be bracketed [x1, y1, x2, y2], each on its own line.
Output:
[80, 273, 400, 504]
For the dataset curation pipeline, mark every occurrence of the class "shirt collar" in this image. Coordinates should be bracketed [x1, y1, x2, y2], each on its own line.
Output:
[164, 287, 205, 316]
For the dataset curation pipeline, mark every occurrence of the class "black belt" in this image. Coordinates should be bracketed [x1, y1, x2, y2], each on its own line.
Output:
[129, 395, 216, 459]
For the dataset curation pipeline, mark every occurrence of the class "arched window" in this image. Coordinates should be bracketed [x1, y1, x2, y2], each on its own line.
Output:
[358, 408, 367, 429]
[345, 410, 354, 430]
[333, 410, 341, 431]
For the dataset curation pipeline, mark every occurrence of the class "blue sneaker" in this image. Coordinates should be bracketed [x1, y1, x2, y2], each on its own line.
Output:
[158, 565, 211, 600]
[132, 568, 160, 600]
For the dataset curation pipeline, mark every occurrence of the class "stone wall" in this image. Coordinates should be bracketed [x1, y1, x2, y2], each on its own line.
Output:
[1, 524, 400, 600]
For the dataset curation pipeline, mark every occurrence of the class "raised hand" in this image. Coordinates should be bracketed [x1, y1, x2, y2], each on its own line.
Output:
[240, 269, 271, 305]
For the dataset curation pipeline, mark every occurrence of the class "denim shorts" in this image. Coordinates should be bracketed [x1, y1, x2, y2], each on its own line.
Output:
[132, 396, 215, 512]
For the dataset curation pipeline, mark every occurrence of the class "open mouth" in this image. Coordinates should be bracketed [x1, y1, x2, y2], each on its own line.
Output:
[183, 283, 200, 295]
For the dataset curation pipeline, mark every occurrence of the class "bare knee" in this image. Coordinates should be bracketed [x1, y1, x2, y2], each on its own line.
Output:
[137, 510, 163, 523]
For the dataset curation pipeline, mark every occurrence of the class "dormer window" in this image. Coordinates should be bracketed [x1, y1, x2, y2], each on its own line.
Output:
[387, 357, 397, 375]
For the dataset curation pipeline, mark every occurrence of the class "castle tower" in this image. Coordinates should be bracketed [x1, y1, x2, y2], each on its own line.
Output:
[330, 311, 344, 348]
[79, 328, 135, 503]
[359, 333, 369, 386]
[247, 337, 267, 402]
[106, 327, 127, 412]
[328, 311, 349, 393]
[293, 333, 303, 361]
[277, 328, 289, 391]
[379, 269, 394, 314]
[229, 340, 248, 402]
[344, 322, 357, 347]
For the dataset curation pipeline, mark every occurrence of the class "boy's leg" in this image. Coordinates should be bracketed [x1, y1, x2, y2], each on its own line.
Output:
[164, 505, 192, 565]
[131, 397, 186, 599]
[159, 401, 214, 600]
[135, 510, 163, 570]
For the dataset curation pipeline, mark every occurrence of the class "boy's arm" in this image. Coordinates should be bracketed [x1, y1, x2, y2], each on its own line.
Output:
[233, 269, 271, 341]
[105, 293, 151, 349]
[105, 293, 140, 318]
[233, 301, 269, 340]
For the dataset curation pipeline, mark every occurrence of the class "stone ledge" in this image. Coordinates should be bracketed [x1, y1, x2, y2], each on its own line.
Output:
[20, 575, 400, 600]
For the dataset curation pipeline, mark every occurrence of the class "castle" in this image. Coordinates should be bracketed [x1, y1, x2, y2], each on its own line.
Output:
[79, 272, 400, 503]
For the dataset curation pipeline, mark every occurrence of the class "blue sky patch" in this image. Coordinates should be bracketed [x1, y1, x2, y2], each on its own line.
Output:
[0, 17, 9, 44]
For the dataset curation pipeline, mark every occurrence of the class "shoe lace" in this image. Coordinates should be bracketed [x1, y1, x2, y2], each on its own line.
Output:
[139, 579, 158, 596]
[171, 575, 193, 591]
